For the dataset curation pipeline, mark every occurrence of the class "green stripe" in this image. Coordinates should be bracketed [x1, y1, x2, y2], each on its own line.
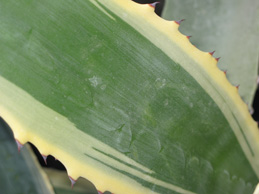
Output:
[92, 147, 151, 175]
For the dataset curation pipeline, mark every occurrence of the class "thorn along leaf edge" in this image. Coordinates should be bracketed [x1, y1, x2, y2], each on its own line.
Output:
[209, 51, 215, 56]
[174, 19, 185, 25]
[69, 176, 77, 188]
[216, 57, 221, 62]
[149, 2, 160, 8]
[41, 154, 48, 165]
[15, 139, 23, 153]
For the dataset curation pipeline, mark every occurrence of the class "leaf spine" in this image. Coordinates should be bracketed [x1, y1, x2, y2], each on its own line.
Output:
[68, 176, 77, 188]
[174, 19, 185, 25]
[215, 57, 221, 62]
[15, 139, 23, 153]
[41, 154, 48, 165]
[209, 51, 215, 56]
[149, 2, 160, 8]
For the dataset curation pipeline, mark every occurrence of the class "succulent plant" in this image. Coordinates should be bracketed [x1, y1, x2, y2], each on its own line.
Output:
[0, 0, 258, 193]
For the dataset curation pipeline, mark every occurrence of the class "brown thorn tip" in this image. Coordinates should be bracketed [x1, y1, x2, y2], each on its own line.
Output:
[249, 107, 254, 115]
[224, 70, 227, 75]
[42, 155, 47, 165]
[187, 35, 192, 39]
[149, 2, 160, 8]
[216, 57, 221, 62]
[98, 191, 103, 194]
[175, 19, 185, 25]
[15, 139, 23, 152]
[209, 51, 215, 56]
[69, 176, 76, 188]
[236, 85, 240, 89]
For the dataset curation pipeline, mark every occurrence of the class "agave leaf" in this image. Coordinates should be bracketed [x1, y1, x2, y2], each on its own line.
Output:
[0, 0, 259, 193]
[162, 0, 259, 108]
[0, 118, 54, 194]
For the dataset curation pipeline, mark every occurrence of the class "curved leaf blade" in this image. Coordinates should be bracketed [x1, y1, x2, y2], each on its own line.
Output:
[0, 0, 259, 193]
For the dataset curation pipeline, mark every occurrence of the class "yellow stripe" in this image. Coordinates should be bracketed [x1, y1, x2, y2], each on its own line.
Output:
[254, 183, 259, 194]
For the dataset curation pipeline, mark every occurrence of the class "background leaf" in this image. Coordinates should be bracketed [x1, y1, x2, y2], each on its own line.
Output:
[44, 168, 99, 194]
[0, 118, 54, 194]
[162, 0, 259, 108]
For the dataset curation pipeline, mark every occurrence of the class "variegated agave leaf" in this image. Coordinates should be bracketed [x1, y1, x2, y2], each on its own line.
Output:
[0, 0, 258, 193]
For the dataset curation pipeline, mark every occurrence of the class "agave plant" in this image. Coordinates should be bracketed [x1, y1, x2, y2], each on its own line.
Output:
[1, 0, 259, 194]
